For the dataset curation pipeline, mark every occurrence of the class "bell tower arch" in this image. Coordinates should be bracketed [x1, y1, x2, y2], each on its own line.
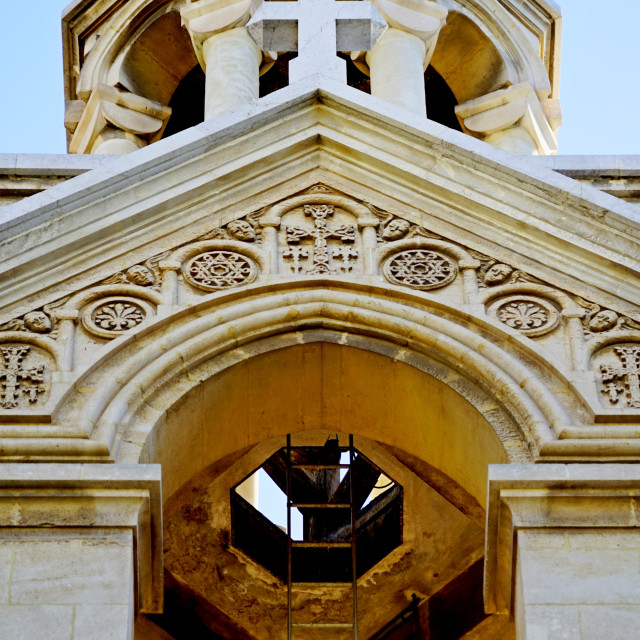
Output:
[62, 0, 560, 156]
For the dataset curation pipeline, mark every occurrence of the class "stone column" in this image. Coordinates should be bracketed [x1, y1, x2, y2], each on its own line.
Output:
[68, 85, 171, 155]
[486, 464, 640, 639]
[0, 465, 162, 640]
[365, 0, 447, 116]
[181, 0, 263, 120]
[455, 83, 558, 156]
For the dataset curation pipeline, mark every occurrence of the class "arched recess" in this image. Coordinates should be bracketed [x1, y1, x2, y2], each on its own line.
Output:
[431, 10, 510, 105]
[115, 11, 198, 105]
[433, 0, 555, 102]
[140, 338, 515, 520]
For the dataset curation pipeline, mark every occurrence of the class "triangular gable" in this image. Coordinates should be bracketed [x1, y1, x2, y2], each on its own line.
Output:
[1, 76, 640, 322]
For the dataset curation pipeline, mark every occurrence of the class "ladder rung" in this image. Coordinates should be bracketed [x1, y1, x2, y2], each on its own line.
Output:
[291, 464, 351, 469]
[292, 581, 352, 587]
[290, 503, 350, 509]
[292, 623, 353, 628]
[292, 541, 351, 548]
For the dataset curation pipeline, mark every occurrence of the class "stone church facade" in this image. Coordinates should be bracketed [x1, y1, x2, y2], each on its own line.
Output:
[1, 0, 640, 638]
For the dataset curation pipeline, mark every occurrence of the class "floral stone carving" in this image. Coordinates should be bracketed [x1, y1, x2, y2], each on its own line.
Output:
[383, 250, 457, 290]
[0, 345, 46, 409]
[488, 295, 560, 337]
[183, 251, 258, 291]
[82, 297, 154, 339]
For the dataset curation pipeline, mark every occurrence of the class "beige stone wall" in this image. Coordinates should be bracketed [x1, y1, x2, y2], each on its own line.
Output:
[516, 530, 640, 640]
[0, 530, 134, 640]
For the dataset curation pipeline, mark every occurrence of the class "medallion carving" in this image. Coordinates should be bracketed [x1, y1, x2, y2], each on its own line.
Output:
[596, 344, 640, 408]
[81, 297, 155, 339]
[183, 251, 258, 291]
[282, 204, 359, 275]
[0, 345, 47, 410]
[382, 249, 457, 290]
[487, 295, 560, 337]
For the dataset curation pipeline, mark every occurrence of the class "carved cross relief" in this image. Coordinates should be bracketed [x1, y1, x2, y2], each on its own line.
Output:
[283, 204, 359, 275]
[0, 346, 46, 410]
[600, 346, 640, 408]
[247, 0, 386, 83]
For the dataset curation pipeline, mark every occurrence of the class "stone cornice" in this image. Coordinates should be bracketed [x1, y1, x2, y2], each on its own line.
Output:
[0, 463, 163, 613]
[485, 463, 640, 615]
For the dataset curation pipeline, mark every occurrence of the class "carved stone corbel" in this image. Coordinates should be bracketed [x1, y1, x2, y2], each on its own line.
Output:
[360, 0, 448, 116]
[455, 82, 558, 155]
[69, 84, 171, 155]
[180, 0, 264, 120]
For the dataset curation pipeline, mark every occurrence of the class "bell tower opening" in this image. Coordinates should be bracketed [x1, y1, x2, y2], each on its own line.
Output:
[231, 436, 404, 583]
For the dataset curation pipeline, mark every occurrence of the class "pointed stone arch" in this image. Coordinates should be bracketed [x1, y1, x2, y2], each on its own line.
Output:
[51, 281, 592, 514]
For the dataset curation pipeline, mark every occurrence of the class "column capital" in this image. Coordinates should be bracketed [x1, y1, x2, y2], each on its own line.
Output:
[373, 0, 447, 45]
[485, 463, 640, 615]
[69, 84, 171, 155]
[0, 463, 163, 613]
[180, 0, 252, 50]
[455, 82, 558, 155]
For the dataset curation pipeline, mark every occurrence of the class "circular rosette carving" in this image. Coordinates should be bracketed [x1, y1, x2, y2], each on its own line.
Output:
[183, 251, 258, 292]
[382, 249, 458, 290]
[488, 295, 560, 337]
[82, 297, 154, 339]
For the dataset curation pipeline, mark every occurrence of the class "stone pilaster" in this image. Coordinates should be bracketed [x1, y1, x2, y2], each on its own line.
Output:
[455, 83, 558, 155]
[0, 465, 162, 640]
[180, 0, 262, 120]
[486, 464, 640, 638]
[364, 0, 448, 116]
[68, 85, 171, 155]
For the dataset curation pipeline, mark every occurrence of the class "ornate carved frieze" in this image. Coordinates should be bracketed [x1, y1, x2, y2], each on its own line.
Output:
[487, 295, 560, 337]
[200, 214, 263, 244]
[576, 298, 640, 339]
[182, 251, 258, 291]
[595, 344, 640, 408]
[0, 311, 53, 335]
[382, 249, 458, 290]
[0, 345, 48, 410]
[471, 252, 545, 288]
[101, 253, 168, 289]
[81, 296, 155, 339]
[373, 208, 442, 243]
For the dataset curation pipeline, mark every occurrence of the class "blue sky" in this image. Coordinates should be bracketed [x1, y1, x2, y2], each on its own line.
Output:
[0, 0, 638, 155]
